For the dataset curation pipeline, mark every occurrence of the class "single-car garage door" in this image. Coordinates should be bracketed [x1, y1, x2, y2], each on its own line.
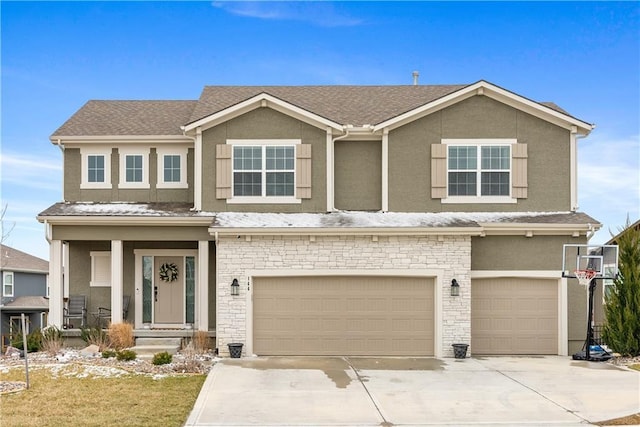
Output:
[471, 278, 558, 355]
[253, 276, 434, 356]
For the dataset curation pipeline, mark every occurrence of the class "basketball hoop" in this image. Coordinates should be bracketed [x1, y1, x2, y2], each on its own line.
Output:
[574, 269, 597, 287]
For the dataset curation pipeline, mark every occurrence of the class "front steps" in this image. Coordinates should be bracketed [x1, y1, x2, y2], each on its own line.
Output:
[130, 337, 182, 360]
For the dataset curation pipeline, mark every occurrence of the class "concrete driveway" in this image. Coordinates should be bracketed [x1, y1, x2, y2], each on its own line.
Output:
[185, 356, 640, 426]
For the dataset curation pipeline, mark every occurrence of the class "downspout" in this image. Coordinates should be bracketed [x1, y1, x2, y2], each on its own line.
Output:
[54, 139, 65, 202]
[180, 126, 199, 211]
[328, 127, 353, 212]
[571, 125, 595, 212]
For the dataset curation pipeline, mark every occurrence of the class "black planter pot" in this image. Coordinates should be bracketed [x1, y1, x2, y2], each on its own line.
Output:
[452, 343, 469, 359]
[228, 343, 244, 358]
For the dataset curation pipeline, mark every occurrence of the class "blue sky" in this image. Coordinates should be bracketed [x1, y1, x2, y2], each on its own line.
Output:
[1, 1, 639, 260]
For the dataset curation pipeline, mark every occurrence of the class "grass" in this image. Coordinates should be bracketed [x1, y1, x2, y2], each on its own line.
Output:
[1, 366, 206, 427]
[628, 363, 640, 371]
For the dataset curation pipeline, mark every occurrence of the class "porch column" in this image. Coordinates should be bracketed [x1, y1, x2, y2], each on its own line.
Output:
[48, 240, 64, 327]
[197, 241, 209, 331]
[110, 240, 124, 323]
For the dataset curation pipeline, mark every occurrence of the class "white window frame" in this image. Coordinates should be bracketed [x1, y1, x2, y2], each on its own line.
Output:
[90, 251, 111, 287]
[442, 139, 517, 204]
[227, 139, 301, 204]
[119, 147, 150, 189]
[80, 147, 112, 189]
[3, 271, 14, 297]
[156, 148, 188, 189]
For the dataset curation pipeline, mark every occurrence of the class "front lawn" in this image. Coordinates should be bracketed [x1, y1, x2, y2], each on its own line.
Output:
[1, 365, 206, 427]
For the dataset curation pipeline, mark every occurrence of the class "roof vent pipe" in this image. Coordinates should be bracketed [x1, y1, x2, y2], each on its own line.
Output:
[412, 71, 419, 85]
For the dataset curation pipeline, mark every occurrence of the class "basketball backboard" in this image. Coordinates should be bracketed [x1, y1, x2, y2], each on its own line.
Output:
[562, 244, 619, 279]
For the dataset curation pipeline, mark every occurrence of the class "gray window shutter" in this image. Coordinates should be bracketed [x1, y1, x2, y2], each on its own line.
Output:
[216, 144, 232, 199]
[296, 144, 312, 199]
[431, 144, 447, 199]
[512, 143, 528, 199]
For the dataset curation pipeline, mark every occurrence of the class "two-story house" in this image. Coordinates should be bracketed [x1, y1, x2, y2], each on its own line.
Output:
[38, 81, 599, 357]
[1, 244, 49, 350]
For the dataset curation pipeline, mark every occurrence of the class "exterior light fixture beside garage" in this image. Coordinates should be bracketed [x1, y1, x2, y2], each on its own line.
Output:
[231, 278, 240, 296]
[451, 279, 460, 296]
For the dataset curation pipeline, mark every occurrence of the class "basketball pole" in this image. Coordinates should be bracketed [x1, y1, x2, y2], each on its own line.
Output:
[585, 277, 596, 361]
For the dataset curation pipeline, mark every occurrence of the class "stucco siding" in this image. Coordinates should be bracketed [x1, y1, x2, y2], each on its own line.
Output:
[201, 108, 327, 213]
[471, 236, 585, 271]
[334, 140, 381, 211]
[388, 95, 572, 212]
[63, 147, 193, 203]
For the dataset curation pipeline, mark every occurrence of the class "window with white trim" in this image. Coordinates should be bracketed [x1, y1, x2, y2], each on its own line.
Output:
[80, 148, 111, 189]
[233, 144, 295, 198]
[3, 271, 14, 297]
[157, 148, 188, 188]
[119, 147, 150, 189]
[90, 251, 111, 287]
[448, 144, 511, 197]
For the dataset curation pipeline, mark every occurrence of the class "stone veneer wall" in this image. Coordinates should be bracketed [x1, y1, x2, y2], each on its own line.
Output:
[216, 234, 471, 357]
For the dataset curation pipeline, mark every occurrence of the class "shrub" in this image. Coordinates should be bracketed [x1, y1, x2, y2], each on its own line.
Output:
[80, 326, 109, 351]
[152, 351, 173, 365]
[108, 322, 135, 350]
[11, 328, 43, 353]
[192, 331, 210, 353]
[603, 220, 640, 356]
[116, 349, 137, 361]
[41, 326, 64, 355]
[102, 349, 117, 358]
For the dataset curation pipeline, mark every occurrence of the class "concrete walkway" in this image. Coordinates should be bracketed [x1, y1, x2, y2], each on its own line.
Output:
[185, 356, 640, 426]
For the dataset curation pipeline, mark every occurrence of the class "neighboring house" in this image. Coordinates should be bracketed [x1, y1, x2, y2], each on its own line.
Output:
[38, 80, 600, 357]
[600, 218, 640, 305]
[0, 244, 49, 350]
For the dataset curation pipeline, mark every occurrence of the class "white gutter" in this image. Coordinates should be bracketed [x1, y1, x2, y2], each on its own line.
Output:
[328, 127, 354, 211]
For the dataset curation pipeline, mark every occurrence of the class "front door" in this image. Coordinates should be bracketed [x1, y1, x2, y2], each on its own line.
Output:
[154, 256, 184, 324]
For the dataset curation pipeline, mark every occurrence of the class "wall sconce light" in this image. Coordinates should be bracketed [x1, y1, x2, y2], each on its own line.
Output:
[231, 278, 240, 296]
[451, 279, 460, 296]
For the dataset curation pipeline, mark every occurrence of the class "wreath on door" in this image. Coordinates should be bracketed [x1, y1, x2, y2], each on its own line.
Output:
[159, 262, 179, 282]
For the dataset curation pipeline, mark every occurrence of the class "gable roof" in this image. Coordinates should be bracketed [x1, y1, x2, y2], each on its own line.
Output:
[50, 81, 593, 138]
[1, 245, 49, 273]
[51, 100, 197, 138]
[187, 84, 468, 127]
[606, 218, 640, 245]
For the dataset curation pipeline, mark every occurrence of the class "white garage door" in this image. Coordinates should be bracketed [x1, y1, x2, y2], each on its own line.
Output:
[472, 278, 558, 355]
[253, 276, 434, 356]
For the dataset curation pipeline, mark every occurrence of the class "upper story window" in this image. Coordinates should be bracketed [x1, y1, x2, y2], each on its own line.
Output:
[81, 147, 111, 189]
[448, 145, 510, 197]
[432, 139, 525, 204]
[233, 145, 295, 197]
[119, 147, 150, 189]
[3, 271, 14, 297]
[157, 148, 188, 189]
[217, 139, 306, 204]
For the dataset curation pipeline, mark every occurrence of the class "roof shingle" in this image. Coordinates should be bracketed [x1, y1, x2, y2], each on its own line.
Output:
[1, 245, 48, 272]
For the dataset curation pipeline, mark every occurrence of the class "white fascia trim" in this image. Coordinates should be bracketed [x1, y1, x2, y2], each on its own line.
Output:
[0, 268, 48, 275]
[57, 136, 193, 144]
[183, 93, 343, 133]
[209, 227, 484, 236]
[373, 81, 594, 134]
[226, 139, 301, 146]
[479, 222, 600, 237]
[37, 216, 213, 226]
